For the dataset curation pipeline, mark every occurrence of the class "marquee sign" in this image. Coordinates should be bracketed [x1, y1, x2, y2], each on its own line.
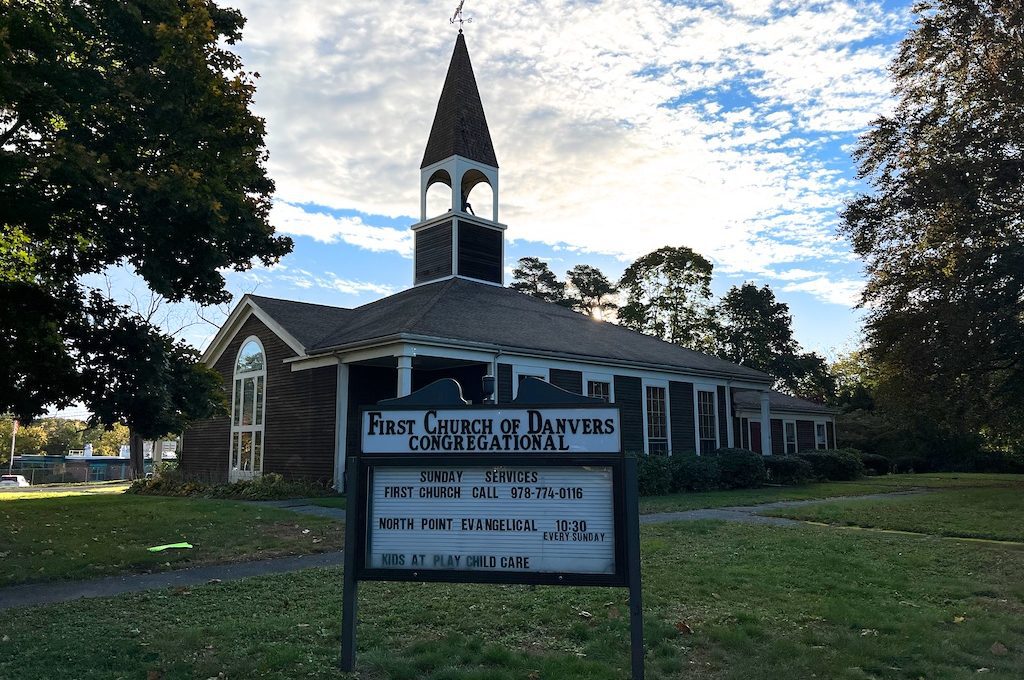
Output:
[360, 406, 621, 454]
[341, 380, 644, 678]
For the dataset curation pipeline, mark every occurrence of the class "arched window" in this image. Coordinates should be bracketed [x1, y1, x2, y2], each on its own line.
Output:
[229, 337, 266, 480]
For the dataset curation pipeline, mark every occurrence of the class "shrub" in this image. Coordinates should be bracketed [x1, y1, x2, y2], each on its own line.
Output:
[668, 454, 721, 492]
[797, 449, 865, 481]
[763, 456, 814, 485]
[891, 456, 931, 474]
[635, 454, 673, 496]
[710, 448, 766, 489]
[128, 470, 335, 500]
[858, 452, 891, 475]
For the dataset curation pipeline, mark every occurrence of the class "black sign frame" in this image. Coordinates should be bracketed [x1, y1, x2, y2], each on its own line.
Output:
[341, 397, 644, 679]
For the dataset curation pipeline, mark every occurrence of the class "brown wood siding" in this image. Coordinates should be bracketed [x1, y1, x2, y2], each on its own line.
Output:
[771, 418, 785, 455]
[615, 375, 643, 453]
[181, 314, 337, 483]
[347, 365, 398, 456]
[827, 421, 836, 448]
[669, 381, 695, 454]
[549, 369, 583, 395]
[457, 221, 502, 283]
[414, 222, 453, 284]
[796, 420, 816, 452]
[716, 386, 729, 446]
[497, 363, 513, 404]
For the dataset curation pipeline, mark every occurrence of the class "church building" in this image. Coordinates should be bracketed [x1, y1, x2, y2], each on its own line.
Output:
[182, 33, 836, 487]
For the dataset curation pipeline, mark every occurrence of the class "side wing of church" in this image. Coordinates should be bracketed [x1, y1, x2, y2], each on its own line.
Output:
[182, 33, 836, 488]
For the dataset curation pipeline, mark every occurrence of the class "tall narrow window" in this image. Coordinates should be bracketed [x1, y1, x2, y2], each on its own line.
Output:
[645, 385, 668, 454]
[784, 420, 798, 454]
[230, 338, 266, 481]
[697, 389, 718, 454]
[815, 422, 827, 450]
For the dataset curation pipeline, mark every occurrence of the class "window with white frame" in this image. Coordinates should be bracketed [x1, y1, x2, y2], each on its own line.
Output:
[230, 338, 266, 478]
[512, 365, 548, 398]
[784, 420, 798, 454]
[815, 421, 828, 449]
[584, 372, 614, 402]
[644, 383, 669, 454]
[696, 388, 718, 454]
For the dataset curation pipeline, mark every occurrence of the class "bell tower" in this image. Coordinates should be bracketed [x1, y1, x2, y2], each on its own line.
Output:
[412, 31, 505, 286]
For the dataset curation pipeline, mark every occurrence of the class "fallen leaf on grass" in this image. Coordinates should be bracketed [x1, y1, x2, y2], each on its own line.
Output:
[675, 621, 694, 635]
[146, 671, 163, 680]
[578, 611, 592, 619]
[172, 587, 191, 596]
[301, 529, 311, 535]
[953, 616, 966, 624]
[608, 607, 621, 620]
[977, 668, 990, 673]
[528, 671, 540, 680]
[860, 629, 878, 637]
[990, 642, 1008, 656]
[207, 579, 222, 585]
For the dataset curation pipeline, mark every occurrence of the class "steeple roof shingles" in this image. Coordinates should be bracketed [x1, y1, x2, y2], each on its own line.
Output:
[420, 33, 498, 169]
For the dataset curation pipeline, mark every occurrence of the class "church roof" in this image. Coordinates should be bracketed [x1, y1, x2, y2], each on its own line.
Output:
[420, 32, 498, 169]
[249, 279, 772, 383]
[732, 389, 835, 414]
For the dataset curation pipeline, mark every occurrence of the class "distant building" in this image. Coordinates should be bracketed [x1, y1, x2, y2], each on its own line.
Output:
[182, 33, 835, 487]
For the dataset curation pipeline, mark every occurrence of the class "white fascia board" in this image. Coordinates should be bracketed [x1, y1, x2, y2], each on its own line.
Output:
[202, 296, 307, 368]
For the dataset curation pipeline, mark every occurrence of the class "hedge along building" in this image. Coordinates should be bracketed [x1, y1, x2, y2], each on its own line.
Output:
[182, 33, 837, 487]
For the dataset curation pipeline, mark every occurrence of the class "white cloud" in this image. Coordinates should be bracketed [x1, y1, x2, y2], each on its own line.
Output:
[782, 276, 863, 306]
[224, 0, 905, 303]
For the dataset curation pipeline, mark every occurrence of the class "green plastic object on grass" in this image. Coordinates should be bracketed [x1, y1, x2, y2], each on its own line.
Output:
[147, 542, 194, 552]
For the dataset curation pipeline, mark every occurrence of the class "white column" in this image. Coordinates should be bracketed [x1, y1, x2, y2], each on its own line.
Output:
[760, 391, 772, 456]
[397, 355, 413, 397]
[725, 384, 734, 448]
[334, 362, 349, 491]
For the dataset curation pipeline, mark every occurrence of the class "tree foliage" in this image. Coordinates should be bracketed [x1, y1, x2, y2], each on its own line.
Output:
[0, 1, 286, 433]
[565, 264, 618, 317]
[617, 246, 717, 351]
[840, 0, 1024, 447]
[716, 282, 834, 401]
[509, 257, 566, 304]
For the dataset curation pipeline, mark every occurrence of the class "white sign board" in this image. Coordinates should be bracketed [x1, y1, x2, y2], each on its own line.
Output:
[361, 407, 620, 454]
[367, 465, 615, 575]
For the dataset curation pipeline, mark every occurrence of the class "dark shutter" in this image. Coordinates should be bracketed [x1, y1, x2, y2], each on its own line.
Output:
[669, 381, 695, 454]
[796, 420, 815, 452]
[826, 421, 836, 448]
[771, 419, 785, 455]
[614, 375, 643, 453]
[456, 222, 501, 283]
[716, 386, 729, 446]
[497, 363, 513, 404]
[414, 222, 453, 284]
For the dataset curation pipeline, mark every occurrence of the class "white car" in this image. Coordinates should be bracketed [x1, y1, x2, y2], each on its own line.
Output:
[0, 474, 30, 488]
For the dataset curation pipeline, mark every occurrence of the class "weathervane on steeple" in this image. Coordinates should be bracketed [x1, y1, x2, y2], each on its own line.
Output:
[450, 0, 472, 32]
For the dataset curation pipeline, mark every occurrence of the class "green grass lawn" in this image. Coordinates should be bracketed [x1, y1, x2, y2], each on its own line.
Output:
[0, 481, 131, 501]
[0, 494, 343, 587]
[1, 520, 1021, 679]
[639, 472, 1024, 514]
[303, 495, 346, 509]
[766, 485, 1024, 543]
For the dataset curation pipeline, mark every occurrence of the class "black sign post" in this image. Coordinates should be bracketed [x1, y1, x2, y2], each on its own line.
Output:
[340, 379, 644, 678]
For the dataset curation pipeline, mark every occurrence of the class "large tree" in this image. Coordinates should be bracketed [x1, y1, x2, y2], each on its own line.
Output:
[716, 282, 834, 401]
[565, 264, 618, 318]
[618, 246, 717, 351]
[1, 1, 288, 446]
[509, 257, 566, 304]
[840, 0, 1024, 448]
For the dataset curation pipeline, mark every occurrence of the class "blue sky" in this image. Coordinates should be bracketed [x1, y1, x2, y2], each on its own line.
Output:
[141, 0, 916, 359]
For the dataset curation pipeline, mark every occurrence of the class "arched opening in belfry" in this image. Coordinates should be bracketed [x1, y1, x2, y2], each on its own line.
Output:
[425, 169, 453, 218]
[461, 169, 494, 220]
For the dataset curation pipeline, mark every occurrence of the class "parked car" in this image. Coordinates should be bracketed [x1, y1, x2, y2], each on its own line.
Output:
[0, 474, 30, 488]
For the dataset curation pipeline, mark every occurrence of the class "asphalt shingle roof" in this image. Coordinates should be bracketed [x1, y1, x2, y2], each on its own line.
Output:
[420, 32, 498, 169]
[249, 279, 772, 383]
[732, 388, 834, 414]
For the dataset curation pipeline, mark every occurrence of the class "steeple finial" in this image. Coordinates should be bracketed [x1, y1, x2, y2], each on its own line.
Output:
[450, 1, 472, 32]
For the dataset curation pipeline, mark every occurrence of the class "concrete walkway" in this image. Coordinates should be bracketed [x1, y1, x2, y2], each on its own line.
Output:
[640, 490, 928, 527]
[0, 490, 926, 612]
[0, 551, 344, 612]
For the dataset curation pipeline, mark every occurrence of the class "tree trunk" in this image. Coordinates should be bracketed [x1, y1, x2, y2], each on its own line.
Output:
[129, 430, 145, 479]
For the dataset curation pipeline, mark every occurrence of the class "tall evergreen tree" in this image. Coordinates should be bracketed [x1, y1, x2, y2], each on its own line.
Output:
[840, 0, 1024, 448]
[509, 257, 566, 304]
[618, 246, 717, 351]
[565, 264, 618, 317]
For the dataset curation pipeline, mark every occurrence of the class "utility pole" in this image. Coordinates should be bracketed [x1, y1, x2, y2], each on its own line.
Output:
[7, 419, 17, 475]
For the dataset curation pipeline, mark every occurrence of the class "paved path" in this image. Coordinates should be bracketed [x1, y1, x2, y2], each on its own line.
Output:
[0, 490, 926, 611]
[640, 490, 928, 527]
[0, 551, 344, 612]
